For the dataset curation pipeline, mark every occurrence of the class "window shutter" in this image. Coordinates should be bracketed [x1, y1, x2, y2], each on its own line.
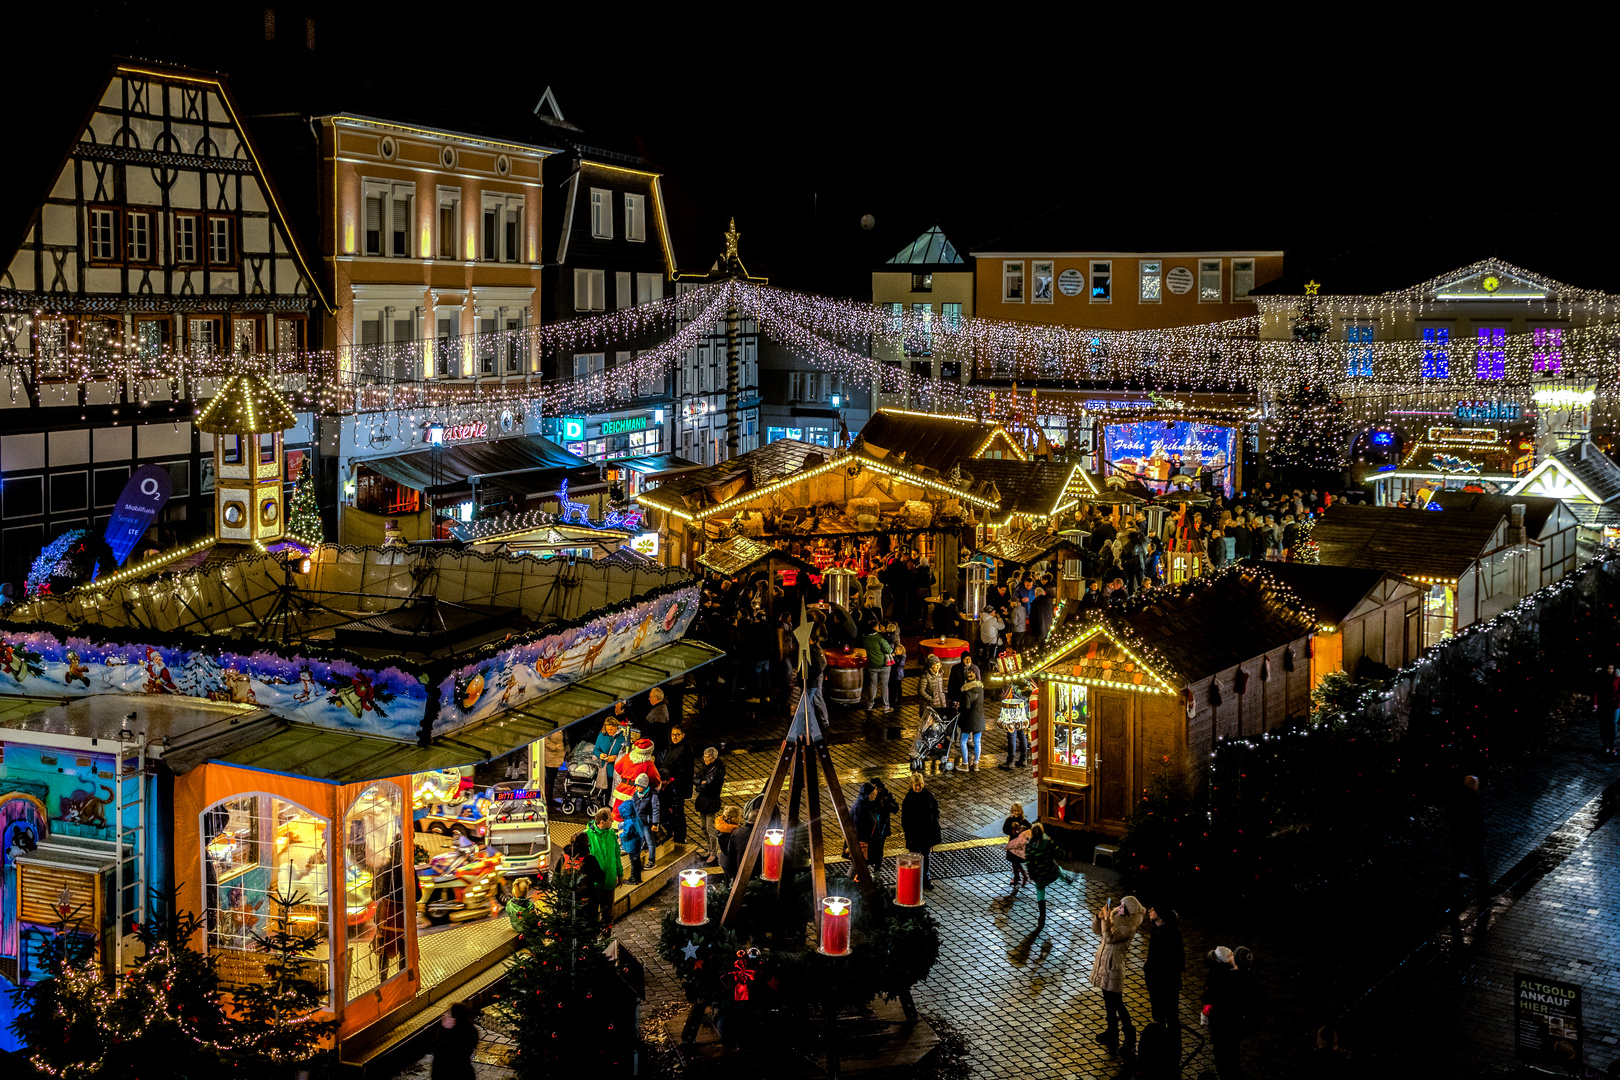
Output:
[617, 272, 632, 309]
[574, 269, 588, 310]
[366, 196, 381, 231]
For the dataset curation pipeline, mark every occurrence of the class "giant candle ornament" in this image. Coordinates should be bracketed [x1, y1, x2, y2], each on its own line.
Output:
[895, 852, 923, 907]
[678, 869, 708, 926]
[820, 896, 851, 956]
[761, 828, 786, 881]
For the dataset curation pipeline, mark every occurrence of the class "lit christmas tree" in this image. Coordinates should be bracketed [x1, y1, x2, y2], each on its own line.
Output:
[1269, 283, 1348, 474]
[286, 461, 323, 545]
[226, 879, 339, 1076]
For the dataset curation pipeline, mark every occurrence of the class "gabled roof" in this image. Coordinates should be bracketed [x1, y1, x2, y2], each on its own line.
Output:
[695, 536, 819, 578]
[636, 439, 830, 516]
[1243, 563, 1417, 626]
[967, 459, 1080, 518]
[1427, 491, 1571, 538]
[1311, 504, 1506, 580]
[886, 226, 965, 267]
[975, 529, 1087, 567]
[854, 409, 1022, 473]
[1550, 439, 1620, 503]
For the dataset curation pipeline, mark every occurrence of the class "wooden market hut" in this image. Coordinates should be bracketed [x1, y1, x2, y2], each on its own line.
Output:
[1509, 436, 1620, 551]
[1245, 562, 1425, 681]
[695, 536, 822, 619]
[1001, 568, 1318, 836]
[974, 528, 1090, 601]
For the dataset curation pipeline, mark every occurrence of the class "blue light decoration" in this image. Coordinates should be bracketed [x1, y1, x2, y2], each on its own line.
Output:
[1421, 326, 1450, 378]
[1532, 327, 1563, 374]
[1102, 421, 1238, 496]
[556, 479, 643, 531]
[1370, 431, 1395, 446]
[24, 529, 89, 598]
[1346, 324, 1375, 377]
[1475, 327, 1507, 380]
[1425, 500, 1444, 511]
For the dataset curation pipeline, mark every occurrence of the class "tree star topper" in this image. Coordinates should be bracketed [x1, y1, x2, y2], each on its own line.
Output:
[1304, 280, 1321, 296]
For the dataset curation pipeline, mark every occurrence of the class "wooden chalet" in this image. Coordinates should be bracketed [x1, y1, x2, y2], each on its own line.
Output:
[1427, 491, 1579, 588]
[1003, 568, 1319, 836]
[1251, 563, 1425, 681]
[1510, 436, 1620, 550]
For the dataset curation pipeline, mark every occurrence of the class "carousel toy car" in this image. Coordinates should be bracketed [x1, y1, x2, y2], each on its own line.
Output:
[413, 798, 490, 843]
[416, 844, 507, 925]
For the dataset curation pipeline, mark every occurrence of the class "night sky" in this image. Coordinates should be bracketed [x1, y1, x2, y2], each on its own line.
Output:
[5, 6, 1611, 298]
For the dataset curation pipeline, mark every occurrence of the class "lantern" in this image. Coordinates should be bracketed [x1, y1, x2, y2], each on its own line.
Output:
[959, 558, 989, 619]
[895, 853, 924, 907]
[819, 896, 851, 956]
[760, 828, 786, 881]
[677, 869, 708, 926]
[823, 566, 858, 610]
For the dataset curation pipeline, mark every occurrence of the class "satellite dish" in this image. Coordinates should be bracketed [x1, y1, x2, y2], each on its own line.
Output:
[860, 214, 876, 231]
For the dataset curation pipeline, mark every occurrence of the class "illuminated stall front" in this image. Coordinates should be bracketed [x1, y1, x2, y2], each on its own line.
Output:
[1375, 426, 1534, 507]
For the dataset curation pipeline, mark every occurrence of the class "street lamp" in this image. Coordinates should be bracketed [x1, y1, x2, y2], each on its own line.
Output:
[426, 423, 445, 533]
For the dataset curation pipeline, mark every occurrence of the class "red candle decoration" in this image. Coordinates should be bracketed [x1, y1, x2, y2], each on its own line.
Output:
[895, 852, 923, 907]
[761, 828, 786, 881]
[820, 896, 851, 956]
[678, 869, 708, 926]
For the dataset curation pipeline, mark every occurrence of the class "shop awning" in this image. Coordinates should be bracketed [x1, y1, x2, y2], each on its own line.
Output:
[360, 434, 587, 493]
[612, 453, 704, 477]
[169, 639, 725, 783]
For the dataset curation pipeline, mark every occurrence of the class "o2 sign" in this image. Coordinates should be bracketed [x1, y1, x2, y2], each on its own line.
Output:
[104, 464, 173, 566]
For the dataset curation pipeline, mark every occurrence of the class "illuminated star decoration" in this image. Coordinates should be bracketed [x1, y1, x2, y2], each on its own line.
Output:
[1304, 280, 1321, 296]
[792, 600, 814, 681]
[724, 218, 741, 261]
[766, 976, 780, 992]
[681, 940, 700, 961]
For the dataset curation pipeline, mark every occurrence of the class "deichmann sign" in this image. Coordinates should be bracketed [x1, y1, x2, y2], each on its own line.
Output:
[1515, 973, 1582, 1067]
[563, 417, 586, 441]
[601, 416, 648, 436]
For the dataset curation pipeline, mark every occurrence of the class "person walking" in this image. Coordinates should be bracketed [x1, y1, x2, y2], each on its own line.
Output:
[694, 747, 725, 865]
[1091, 896, 1146, 1057]
[656, 723, 694, 846]
[430, 1001, 479, 1080]
[901, 773, 941, 890]
[1143, 905, 1185, 1052]
[1594, 664, 1619, 758]
[976, 606, 1005, 673]
[1029, 586, 1055, 646]
[1007, 590, 1028, 652]
[860, 622, 894, 714]
[1447, 773, 1489, 909]
[885, 622, 907, 709]
[585, 808, 621, 925]
[957, 664, 987, 771]
[1002, 802, 1031, 895]
[1203, 945, 1249, 1080]
[852, 781, 887, 878]
[921, 653, 948, 713]
[1023, 822, 1064, 934]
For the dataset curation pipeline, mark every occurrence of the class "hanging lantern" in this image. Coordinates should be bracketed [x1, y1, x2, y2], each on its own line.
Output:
[677, 869, 708, 926]
[819, 896, 852, 956]
[761, 829, 786, 881]
[895, 853, 924, 907]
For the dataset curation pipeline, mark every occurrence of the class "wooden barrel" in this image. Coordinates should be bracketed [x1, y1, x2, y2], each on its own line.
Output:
[825, 664, 864, 707]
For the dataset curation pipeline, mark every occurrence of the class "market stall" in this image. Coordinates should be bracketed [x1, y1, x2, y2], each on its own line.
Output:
[1376, 426, 1534, 507]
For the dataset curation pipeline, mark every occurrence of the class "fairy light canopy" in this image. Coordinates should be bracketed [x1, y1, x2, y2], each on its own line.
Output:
[196, 372, 299, 434]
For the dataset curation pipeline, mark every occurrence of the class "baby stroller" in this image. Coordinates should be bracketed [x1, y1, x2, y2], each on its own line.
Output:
[910, 705, 960, 774]
[556, 740, 609, 817]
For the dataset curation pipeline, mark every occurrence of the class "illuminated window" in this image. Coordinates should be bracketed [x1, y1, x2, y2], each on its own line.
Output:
[885, 302, 903, 333]
[911, 272, 932, 292]
[1475, 326, 1506, 380]
[1050, 682, 1088, 772]
[1140, 260, 1162, 302]
[590, 188, 612, 239]
[942, 302, 963, 329]
[1345, 322, 1375, 377]
[1002, 261, 1024, 303]
[344, 783, 407, 1002]
[1421, 326, 1450, 378]
[203, 794, 330, 1000]
[1090, 260, 1112, 303]
[1532, 327, 1563, 374]
[1198, 259, 1222, 303]
[1232, 259, 1255, 299]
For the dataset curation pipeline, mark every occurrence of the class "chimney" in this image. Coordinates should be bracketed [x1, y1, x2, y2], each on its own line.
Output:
[1510, 502, 1527, 545]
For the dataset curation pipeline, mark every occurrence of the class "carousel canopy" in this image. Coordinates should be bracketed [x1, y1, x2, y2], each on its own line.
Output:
[195, 372, 299, 434]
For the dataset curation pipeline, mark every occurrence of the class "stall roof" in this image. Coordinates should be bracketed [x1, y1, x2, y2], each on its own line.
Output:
[969, 460, 1081, 518]
[854, 409, 1022, 472]
[613, 453, 704, 477]
[637, 439, 829, 513]
[1510, 438, 1620, 513]
[360, 434, 589, 493]
[1426, 491, 1568, 537]
[0, 694, 261, 754]
[166, 639, 724, 783]
[1311, 504, 1506, 580]
[1242, 563, 1417, 626]
[696, 536, 820, 578]
[976, 529, 1088, 567]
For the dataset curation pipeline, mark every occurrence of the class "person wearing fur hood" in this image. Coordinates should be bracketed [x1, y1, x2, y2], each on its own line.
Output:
[1090, 895, 1145, 1057]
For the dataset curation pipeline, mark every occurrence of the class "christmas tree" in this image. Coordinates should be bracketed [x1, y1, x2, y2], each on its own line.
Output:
[1268, 286, 1348, 475]
[286, 461, 323, 545]
[495, 850, 633, 1071]
[226, 880, 338, 1077]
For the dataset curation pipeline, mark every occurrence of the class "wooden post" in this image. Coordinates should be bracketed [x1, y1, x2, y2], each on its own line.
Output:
[812, 737, 873, 886]
[719, 738, 795, 928]
[805, 746, 828, 911]
[779, 739, 806, 903]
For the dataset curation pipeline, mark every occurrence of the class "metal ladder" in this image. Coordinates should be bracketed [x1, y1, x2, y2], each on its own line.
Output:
[114, 726, 147, 973]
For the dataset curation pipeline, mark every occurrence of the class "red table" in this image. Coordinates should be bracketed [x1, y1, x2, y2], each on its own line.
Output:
[920, 637, 970, 661]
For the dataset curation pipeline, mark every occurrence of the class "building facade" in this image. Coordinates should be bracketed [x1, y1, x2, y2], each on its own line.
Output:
[871, 225, 973, 414]
[0, 62, 323, 591]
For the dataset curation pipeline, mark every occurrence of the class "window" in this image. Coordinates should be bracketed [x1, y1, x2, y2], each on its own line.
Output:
[574, 268, 605, 311]
[624, 193, 645, 242]
[1345, 322, 1375, 377]
[1140, 260, 1162, 302]
[1031, 261, 1055, 304]
[188, 317, 220, 357]
[482, 209, 497, 261]
[1232, 259, 1255, 300]
[135, 319, 167, 358]
[364, 194, 383, 255]
[573, 352, 605, 380]
[1475, 326, 1506, 380]
[637, 273, 663, 305]
[203, 795, 330, 999]
[478, 317, 497, 374]
[504, 318, 522, 373]
[437, 199, 458, 259]
[504, 208, 520, 262]
[616, 271, 632, 309]
[1421, 326, 1450, 378]
[50, 472, 88, 514]
[1090, 260, 1112, 303]
[590, 188, 612, 239]
[232, 318, 259, 356]
[1199, 259, 1222, 303]
[885, 302, 904, 332]
[434, 314, 458, 376]
[1050, 682, 1088, 773]
[207, 217, 233, 264]
[1002, 261, 1024, 302]
[90, 208, 118, 261]
[174, 214, 199, 263]
[910, 303, 932, 355]
[1532, 327, 1564, 374]
[942, 302, 963, 329]
[389, 196, 410, 257]
[911, 272, 933, 293]
[344, 783, 406, 1001]
[127, 211, 152, 262]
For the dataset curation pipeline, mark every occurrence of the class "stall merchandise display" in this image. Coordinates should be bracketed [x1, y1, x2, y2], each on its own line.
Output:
[1052, 683, 1089, 771]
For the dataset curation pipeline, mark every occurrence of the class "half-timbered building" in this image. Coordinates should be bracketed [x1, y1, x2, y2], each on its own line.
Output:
[0, 62, 325, 590]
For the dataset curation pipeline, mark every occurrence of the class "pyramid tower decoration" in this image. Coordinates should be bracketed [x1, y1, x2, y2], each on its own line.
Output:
[196, 373, 298, 545]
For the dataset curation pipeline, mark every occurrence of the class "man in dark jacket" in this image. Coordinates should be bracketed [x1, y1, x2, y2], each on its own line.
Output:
[1448, 773, 1488, 907]
[1029, 587, 1056, 646]
[1143, 906, 1186, 1043]
[656, 724, 694, 846]
[694, 748, 725, 864]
